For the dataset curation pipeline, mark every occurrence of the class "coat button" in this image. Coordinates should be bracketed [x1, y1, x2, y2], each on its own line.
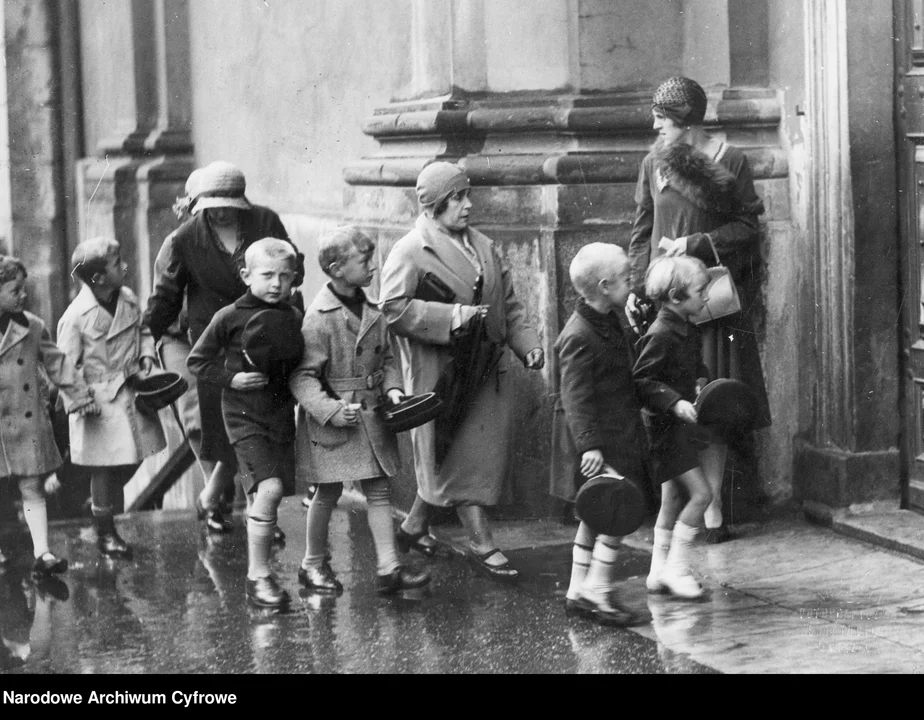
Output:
[25, 411, 32, 419]
[374, 345, 382, 354]
[356, 347, 363, 356]
[23, 384, 29, 391]
[17, 358, 23, 365]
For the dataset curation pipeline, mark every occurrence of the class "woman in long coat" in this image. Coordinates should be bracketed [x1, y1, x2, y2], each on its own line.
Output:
[627, 76, 770, 543]
[144, 161, 304, 535]
[378, 162, 544, 580]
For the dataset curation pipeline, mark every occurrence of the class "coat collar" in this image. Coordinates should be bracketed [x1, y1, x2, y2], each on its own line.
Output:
[0, 312, 30, 358]
[315, 283, 381, 345]
[653, 305, 692, 337]
[73, 285, 139, 340]
[234, 290, 292, 312]
[414, 213, 497, 303]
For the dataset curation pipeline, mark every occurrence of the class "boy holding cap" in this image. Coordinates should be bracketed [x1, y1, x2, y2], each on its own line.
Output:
[551, 243, 646, 627]
[289, 226, 431, 596]
[187, 238, 304, 610]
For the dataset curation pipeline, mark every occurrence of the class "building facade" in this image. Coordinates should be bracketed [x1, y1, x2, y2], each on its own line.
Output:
[0, 0, 913, 519]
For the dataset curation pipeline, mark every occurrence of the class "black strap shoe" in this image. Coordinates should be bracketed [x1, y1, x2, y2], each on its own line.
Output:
[467, 548, 519, 581]
[98, 531, 134, 560]
[395, 527, 438, 557]
[32, 552, 68, 577]
[376, 566, 431, 594]
[196, 499, 233, 534]
[245, 575, 290, 609]
[297, 563, 343, 593]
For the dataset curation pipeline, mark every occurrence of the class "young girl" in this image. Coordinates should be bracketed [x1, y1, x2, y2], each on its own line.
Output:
[57, 238, 166, 559]
[0, 255, 97, 575]
[633, 255, 720, 600]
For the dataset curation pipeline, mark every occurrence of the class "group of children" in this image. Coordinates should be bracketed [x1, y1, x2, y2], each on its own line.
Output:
[0, 222, 430, 612]
[1, 214, 719, 622]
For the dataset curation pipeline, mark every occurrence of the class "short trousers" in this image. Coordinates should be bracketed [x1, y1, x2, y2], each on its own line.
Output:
[233, 435, 296, 497]
[647, 417, 712, 484]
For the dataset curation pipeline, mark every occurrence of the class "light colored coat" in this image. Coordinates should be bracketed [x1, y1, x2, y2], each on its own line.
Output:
[0, 312, 94, 478]
[57, 285, 166, 467]
[378, 214, 540, 507]
[290, 285, 403, 484]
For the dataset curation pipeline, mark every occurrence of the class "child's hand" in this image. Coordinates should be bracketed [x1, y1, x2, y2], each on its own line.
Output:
[330, 401, 360, 427]
[138, 357, 154, 376]
[386, 389, 405, 405]
[580, 449, 605, 478]
[44, 473, 62, 496]
[230, 372, 268, 391]
[76, 400, 101, 417]
[672, 399, 698, 424]
[524, 348, 545, 370]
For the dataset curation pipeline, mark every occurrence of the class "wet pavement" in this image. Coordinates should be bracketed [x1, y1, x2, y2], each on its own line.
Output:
[0, 497, 713, 675]
[4, 497, 924, 674]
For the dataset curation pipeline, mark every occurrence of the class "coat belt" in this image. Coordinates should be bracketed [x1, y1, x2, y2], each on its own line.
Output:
[327, 370, 384, 393]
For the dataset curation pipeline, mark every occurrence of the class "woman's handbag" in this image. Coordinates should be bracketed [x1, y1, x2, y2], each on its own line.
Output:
[690, 235, 741, 325]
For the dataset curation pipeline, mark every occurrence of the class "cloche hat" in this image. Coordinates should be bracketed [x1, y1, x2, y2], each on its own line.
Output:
[192, 161, 252, 214]
[416, 162, 470, 208]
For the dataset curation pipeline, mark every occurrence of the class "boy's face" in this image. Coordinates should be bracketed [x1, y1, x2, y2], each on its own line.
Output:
[599, 261, 631, 311]
[97, 249, 127, 290]
[0, 272, 27, 315]
[332, 244, 376, 289]
[675, 273, 710, 320]
[242, 253, 295, 304]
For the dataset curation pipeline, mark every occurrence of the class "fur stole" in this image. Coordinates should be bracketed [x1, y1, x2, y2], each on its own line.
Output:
[652, 140, 738, 216]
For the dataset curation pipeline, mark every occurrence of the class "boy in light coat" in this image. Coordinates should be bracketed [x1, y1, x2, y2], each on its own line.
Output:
[290, 226, 431, 595]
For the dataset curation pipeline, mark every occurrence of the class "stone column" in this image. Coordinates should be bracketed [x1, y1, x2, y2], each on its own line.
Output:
[76, 0, 193, 304]
[0, 1, 11, 253]
[345, 0, 790, 517]
[794, 0, 901, 508]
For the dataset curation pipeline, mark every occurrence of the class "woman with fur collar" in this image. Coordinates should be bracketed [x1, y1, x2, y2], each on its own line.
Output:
[627, 76, 771, 544]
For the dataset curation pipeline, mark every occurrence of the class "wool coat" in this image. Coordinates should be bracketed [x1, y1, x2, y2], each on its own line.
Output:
[290, 284, 403, 485]
[56, 285, 165, 467]
[0, 312, 94, 479]
[378, 213, 540, 507]
[549, 300, 646, 503]
[629, 139, 771, 429]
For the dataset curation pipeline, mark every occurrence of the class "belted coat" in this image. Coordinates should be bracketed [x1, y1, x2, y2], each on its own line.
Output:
[289, 284, 403, 485]
[57, 285, 165, 467]
[0, 312, 94, 478]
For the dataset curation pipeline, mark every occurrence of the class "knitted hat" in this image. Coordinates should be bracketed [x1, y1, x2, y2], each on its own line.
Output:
[652, 76, 708, 126]
[415, 162, 470, 208]
[191, 161, 252, 214]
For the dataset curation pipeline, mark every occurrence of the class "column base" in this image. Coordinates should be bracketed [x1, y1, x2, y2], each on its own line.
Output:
[793, 437, 901, 508]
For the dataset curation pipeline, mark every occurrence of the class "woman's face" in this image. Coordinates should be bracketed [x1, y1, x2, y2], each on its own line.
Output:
[652, 109, 688, 146]
[207, 207, 240, 228]
[434, 190, 472, 233]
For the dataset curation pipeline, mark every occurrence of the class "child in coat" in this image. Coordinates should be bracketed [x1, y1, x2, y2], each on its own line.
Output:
[0, 255, 97, 575]
[57, 238, 167, 559]
[187, 238, 305, 610]
[633, 254, 719, 600]
[289, 226, 431, 595]
[553, 243, 646, 626]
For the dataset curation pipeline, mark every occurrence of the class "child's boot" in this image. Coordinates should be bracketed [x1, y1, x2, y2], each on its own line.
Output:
[646, 527, 672, 593]
[660, 521, 704, 599]
[95, 512, 133, 559]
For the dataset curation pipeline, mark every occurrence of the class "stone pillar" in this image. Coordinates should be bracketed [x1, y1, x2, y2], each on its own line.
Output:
[76, 0, 193, 304]
[0, 1, 11, 253]
[794, 0, 900, 508]
[345, 0, 790, 517]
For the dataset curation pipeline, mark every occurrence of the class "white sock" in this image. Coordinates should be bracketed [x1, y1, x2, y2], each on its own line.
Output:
[22, 497, 50, 558]
[247, 516, 275, 580]
[648, 526, 672, 583]
[566, 523, 595, 600]
[583, 535, 621, 596]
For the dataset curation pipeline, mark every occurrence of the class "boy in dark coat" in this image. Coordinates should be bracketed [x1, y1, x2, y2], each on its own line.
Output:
[551, 243, 646, 627]
[187, 239, 305, 610]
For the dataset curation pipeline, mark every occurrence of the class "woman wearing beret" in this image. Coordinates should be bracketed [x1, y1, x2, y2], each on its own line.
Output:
[145, 161, 305, 537]
[627, 76, 771, 545]
[378, 162, 545, 581]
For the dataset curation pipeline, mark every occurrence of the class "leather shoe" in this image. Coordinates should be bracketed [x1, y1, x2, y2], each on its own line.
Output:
[395, 527, 438, 557]
[32, 552, 68, 577]
[704, 525, 731, 544]
[196, 498, 232, 534]
[35, 576, 70, 602]
[297, 563, 342, 593]
[98, 531, 134, 560]
[564, 597, 594, 618]
[245, 575, 290, 609]
[376, 566, 431, 594]
[576, 590, 638, 627]
[467, 548, 519, 581]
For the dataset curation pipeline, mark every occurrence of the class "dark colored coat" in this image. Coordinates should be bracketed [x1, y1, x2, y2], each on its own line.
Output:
[187, 292, 304, 445]
[144, 205, 301, 345]
[549, 300, 646, 502]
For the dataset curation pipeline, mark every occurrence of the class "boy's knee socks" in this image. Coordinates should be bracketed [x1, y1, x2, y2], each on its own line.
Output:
[303, 484, 340, 569]
[567, 522, 595, 600]
[583, 535, 621, 596]
[247, 515, 276, 580]
[21, 497, 49, 558]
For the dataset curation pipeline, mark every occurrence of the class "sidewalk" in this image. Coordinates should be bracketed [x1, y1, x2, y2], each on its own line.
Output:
[432, 511, 924, 673]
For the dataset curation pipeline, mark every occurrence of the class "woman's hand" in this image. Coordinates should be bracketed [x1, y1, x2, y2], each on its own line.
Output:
[580, 449, 604, 478]
[230, 372, 268, 391]
[672, 399, 698, 424]
[330, 401, 360, 427]
[460, 304, 489, 328]
[524, 348, 544, 370]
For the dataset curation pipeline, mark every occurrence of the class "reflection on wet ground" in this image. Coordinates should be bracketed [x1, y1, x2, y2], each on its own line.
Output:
[0, 498, 715, 674]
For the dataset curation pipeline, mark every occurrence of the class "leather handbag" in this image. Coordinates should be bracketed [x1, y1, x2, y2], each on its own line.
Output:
[691, 235, 741, 325]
